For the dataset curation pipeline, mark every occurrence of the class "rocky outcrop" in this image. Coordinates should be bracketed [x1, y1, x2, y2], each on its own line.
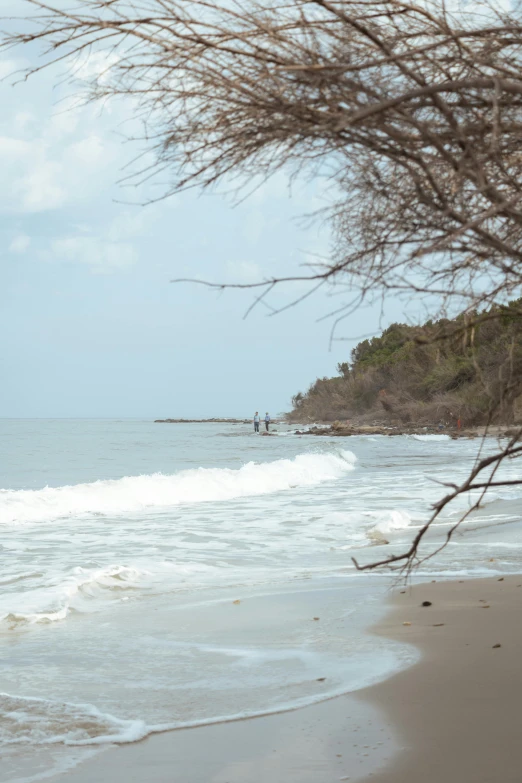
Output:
[293, 421, 483, 437]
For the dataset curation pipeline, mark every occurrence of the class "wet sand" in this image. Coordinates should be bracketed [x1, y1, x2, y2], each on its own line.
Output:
[44, 576, 521, 783]
[43, 693, 397, 782]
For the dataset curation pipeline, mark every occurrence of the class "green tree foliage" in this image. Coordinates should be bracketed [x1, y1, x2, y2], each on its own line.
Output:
[289, 301, 522, 425]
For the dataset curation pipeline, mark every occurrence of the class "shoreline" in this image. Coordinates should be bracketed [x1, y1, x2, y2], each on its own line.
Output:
[36, 575, 522, 783]
[291, 422, 520, 438]
[39, 692, 397, 783]
[33, 578, 405, 783]
[152, 418, 519, 439]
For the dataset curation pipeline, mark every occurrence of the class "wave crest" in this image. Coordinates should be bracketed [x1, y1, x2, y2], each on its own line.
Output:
[1, 565, 145, 627]
[410, 434, 450, 442]
[367, 510, 412, 543]
[0, 451, 356, 525]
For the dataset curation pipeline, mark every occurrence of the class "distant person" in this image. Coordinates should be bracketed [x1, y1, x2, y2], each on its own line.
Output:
[265, 412, 271, 431]
[253, 412, 260, 433]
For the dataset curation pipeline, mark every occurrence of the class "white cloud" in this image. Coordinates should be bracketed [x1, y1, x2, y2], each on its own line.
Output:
[50, 236, 138, 273]
[63, 135, 106, 168]
[0, 134, 66, 212]
[0, 127, 115, 213]
[13, 111, 36, 134]
[0, 135, 28, 157]
[47, 99, 82, 138]
[43, 208, 157, 274]
[0, 55, 130, 215]
[0, 58, 21, 81]
[106, 209, 156, 241]
[9, 234, 31, 254]
[17, 159, 68, 212]
[71, 50, 120, 86]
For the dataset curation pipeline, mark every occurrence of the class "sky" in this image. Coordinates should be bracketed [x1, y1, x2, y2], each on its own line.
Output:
[0, 3, 409, 418]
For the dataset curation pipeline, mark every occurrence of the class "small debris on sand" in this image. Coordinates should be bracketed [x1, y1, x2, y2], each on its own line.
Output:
[433, 623, 445, 627]
[421, 601, 432, 607]
[232, 599, 241, 605]
[316, 677, 326, 682]
[493, 643, 502, 648]
[313, 616, 320, 621]
[403, 621, 412, 626]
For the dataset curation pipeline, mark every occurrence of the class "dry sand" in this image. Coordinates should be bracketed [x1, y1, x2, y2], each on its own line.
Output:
[364, 575, 522, 783]
[44, 576, 522, 783]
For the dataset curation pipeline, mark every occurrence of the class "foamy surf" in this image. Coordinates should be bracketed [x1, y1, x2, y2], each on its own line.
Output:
[326, 509, 414, 547]
[410, 433, 450, 441]
[1, 565, 146, 627]
[0, 690, 337, 750]
[0, 642, 408, 749]
[367, 510, 413, 542]
[0, 451, 356, 525]
[0, 693, 149, 746]
[4, 417, 522, 783]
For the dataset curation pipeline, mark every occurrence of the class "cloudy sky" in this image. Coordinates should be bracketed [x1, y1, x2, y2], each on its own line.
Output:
[1, 3, 409, 418]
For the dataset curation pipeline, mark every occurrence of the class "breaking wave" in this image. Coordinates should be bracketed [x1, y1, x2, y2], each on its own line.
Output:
[0, 451, 356, 525]
[410, 434, 451, 442]
[367, 510, 413, 542]
[1, 565, 145, 627]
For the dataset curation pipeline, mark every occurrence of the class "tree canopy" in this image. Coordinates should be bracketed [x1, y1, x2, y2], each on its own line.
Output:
[290, 298, 522, 426]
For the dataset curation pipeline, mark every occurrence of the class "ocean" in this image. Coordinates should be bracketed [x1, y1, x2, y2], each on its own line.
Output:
[2, 419, 521, 781]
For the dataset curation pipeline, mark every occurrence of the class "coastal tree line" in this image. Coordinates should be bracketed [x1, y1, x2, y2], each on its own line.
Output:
[289, 298, 522, 427]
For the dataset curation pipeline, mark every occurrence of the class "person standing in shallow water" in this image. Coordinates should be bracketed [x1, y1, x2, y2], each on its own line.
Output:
[264, 412, 271, 432]
[253, 412, 260, 433]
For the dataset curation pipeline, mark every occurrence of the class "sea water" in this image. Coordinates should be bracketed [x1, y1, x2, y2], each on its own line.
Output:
[1, 419, 522, 781]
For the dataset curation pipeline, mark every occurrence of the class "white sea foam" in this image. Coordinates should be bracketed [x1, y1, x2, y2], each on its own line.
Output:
[0, 640, 406, 748]
[1, 565, 145, 627]
[0, 693, 148, 746]
[0, 690, 319, 749]
[0, 451, 356, 525]
[367, 510, 413, 542]
[410, 433, 451, 442]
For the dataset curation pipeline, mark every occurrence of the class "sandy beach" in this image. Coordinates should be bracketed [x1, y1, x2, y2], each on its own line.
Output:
[39, 575, 521, 783]
[365, 575, 522, 783]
